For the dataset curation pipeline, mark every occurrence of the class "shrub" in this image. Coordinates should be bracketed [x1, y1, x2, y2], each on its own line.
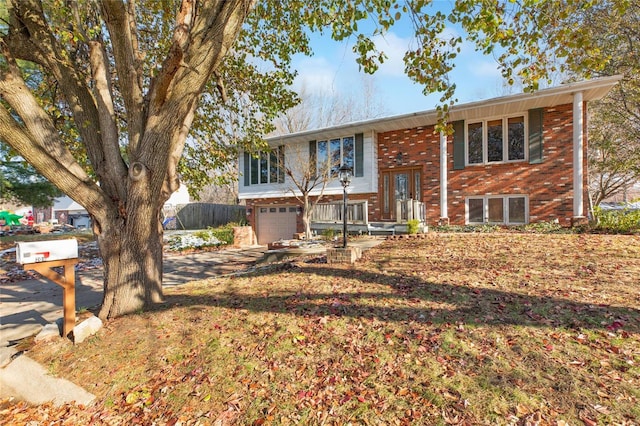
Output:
[167, 222, 243, 251]
[593, 206, 640, 234]
[322, 228, 337, 241]
[406, 219, 420, 234]
[167, 233, 223, 251]
[433, 224, 502, 233]
[518, 221, 572, 234]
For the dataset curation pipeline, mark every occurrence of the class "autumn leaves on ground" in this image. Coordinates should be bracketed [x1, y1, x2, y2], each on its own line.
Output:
[4, 233, 640, 425]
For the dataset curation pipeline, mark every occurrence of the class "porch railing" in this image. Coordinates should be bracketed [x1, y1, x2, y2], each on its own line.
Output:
[311, 200, 368, 224]
[396, 199, 426, 223]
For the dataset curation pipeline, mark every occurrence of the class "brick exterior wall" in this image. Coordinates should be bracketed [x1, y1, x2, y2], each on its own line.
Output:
[377, 124, 441, 223]
[246, 102, 588, 231]
[376, 102, 586, 226]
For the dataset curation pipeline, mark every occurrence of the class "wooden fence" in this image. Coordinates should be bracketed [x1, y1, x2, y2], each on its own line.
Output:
[164, 203, 246, 230]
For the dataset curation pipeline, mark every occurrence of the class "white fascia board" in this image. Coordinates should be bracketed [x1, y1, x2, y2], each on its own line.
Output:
[263, 76, 622, 144]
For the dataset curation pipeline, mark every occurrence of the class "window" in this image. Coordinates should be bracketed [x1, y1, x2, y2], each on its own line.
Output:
[466, 196, 528, 225]
[316, 136, 356, 176]
[466, 115, 526, 165]
[245, 146, 285, 186]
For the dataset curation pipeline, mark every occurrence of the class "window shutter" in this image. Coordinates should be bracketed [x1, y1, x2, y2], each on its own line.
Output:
[243, 152, 250, 186]
[355, 133, 364, 177]
[309, 140, 317, 176]
[529, 108, 544, 164]
[453, 120, 465, 170]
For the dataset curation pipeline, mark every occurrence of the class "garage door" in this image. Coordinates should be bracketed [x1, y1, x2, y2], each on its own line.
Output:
[256, 206, 298, 245]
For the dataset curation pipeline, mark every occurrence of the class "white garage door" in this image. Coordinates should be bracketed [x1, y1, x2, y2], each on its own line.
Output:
[256, 206, 298, 245]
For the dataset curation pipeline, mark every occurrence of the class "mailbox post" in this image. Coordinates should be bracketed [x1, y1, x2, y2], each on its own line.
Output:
[16, 239, 79, 339]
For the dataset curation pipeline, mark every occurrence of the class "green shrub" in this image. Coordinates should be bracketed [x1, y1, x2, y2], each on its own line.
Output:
[322, 228, 337, 241]
[593, 206, 640, 234]
[406, 219, 420, 234]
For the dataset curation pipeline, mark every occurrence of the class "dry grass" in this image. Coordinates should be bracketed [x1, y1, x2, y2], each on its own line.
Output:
[5, 233, 640, 425]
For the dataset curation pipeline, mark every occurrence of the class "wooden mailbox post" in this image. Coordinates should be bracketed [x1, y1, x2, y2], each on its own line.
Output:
[16, 239, 79, 339]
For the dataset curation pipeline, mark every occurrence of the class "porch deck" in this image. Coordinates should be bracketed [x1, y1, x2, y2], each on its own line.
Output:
[310, 199, 425, 236]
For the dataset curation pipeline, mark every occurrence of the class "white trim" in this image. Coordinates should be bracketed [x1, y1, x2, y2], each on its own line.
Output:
[573, 91, 584, 218]
[439, 131, 448, 219]
[263, 76, 621, 146]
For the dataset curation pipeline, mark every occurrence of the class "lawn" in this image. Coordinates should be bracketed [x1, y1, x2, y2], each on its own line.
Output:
[3, 233, 639, 425]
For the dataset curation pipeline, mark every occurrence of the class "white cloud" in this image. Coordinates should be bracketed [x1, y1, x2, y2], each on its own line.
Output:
[293, 56, 339, 95]
[372, 32, 411, 77]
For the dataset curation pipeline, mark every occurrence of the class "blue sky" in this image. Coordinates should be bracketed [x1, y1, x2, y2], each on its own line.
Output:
[289, 3, 516, 116]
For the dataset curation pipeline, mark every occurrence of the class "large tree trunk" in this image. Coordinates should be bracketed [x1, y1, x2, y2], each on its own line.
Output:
[97, 165, 166, 319]
[1, 0, 254, 319]
[97, 216, 164, 319]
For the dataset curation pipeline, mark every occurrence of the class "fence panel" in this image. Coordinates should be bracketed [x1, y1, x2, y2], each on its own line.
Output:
[165, 203, 246, 230]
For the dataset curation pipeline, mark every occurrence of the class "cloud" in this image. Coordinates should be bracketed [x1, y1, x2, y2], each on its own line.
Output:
[293, 56, 339, 95]
[371, 32, 410, 77]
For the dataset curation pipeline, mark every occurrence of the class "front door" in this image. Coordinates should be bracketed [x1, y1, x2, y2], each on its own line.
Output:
[381, 168, 421, 221]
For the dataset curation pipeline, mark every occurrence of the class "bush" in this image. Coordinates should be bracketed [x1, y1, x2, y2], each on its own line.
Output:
[322, 228, 337, 241]
[168, 222, 243, 251]
[593, 206, 640, 234]
[167, 233, 223, 251]
[406, 219, 420, 234]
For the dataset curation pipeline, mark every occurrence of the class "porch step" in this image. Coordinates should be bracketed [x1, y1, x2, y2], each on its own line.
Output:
[367, 223, 396, 235]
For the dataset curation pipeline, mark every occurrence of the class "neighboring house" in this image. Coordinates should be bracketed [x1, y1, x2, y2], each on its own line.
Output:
[238, 76, 621, 245]
[34, 196, 92, 228]
[34, 184, 191, 229]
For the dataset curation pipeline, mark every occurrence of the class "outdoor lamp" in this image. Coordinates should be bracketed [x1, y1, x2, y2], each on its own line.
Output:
[338, 164, 353, 188]
[338, 164, 353, 248]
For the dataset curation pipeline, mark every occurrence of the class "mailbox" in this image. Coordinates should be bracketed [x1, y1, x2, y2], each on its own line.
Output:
[16, 239, 78, 264]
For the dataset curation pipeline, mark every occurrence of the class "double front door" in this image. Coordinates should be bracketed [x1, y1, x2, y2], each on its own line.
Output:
[381, 167, 422, 221]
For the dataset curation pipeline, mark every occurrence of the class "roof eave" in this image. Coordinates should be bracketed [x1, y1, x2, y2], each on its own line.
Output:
[266, 75, 623, 144]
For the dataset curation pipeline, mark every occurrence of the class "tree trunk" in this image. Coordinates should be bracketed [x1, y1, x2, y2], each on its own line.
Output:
[303, 196, 313, 239]
[97, 186, 165, 320]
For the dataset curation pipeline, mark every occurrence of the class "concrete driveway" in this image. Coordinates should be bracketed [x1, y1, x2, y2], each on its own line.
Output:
[0, 247, 268, 346]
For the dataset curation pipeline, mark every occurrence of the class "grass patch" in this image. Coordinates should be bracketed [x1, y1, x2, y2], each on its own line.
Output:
[8, 233, 640, 425]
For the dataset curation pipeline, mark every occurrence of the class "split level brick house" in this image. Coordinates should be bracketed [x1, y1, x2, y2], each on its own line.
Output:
[238, 76, 621, 245]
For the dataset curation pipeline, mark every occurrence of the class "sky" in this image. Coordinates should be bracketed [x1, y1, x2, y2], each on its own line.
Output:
[288, 2, 517, 117]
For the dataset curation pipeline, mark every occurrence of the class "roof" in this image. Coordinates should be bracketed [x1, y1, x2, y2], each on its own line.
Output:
[266, 75, 622, 144]
[53, 196, 86, 212]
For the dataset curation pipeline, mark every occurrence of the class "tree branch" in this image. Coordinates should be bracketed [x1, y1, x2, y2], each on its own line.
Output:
[0, 104, 112, 224]
[99, 0, 146, 152]
[4, 0, 116, 193]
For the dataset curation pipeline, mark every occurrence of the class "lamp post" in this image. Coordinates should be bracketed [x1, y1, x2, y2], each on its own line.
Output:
[338, 164, 353, 248]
